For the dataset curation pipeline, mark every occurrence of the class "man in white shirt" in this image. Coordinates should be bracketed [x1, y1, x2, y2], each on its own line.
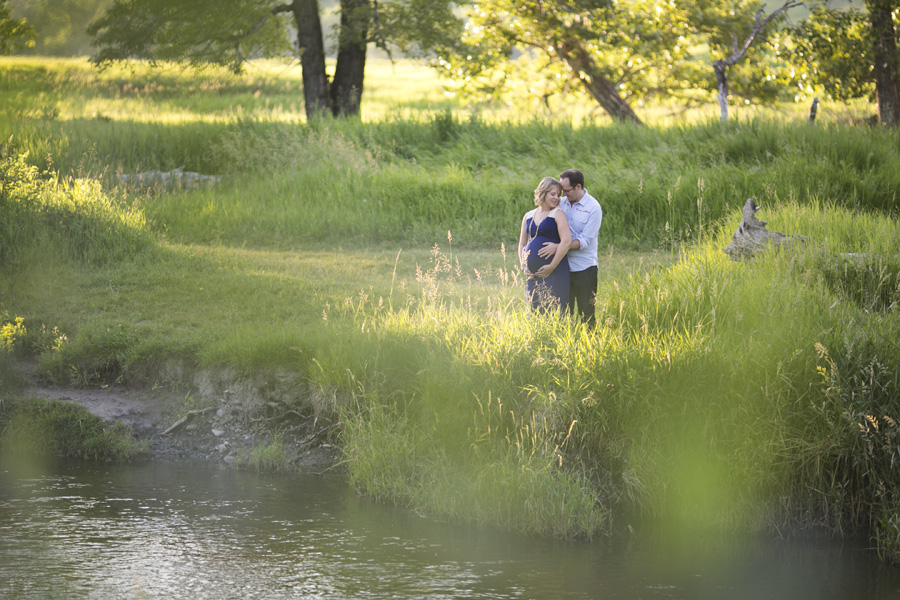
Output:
[537, 169, 602, 328]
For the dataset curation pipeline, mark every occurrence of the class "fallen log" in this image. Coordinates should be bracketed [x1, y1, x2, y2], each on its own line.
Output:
[117, 167, 221, 191]
[723, 198, 807, 260]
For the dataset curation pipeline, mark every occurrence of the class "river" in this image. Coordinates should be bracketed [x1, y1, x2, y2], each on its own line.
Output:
[2, 458, 899, 599]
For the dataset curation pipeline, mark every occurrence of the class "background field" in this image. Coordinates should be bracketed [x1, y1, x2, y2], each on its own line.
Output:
[2, 57, 900, 559]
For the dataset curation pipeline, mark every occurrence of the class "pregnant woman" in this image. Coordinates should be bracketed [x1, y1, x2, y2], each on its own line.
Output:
[517, 176, 571, 313]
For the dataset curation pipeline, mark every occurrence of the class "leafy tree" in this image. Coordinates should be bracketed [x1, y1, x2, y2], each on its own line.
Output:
[438, 0, 704, 124]
[791, 1, 899, 126]
[437, 0, 802, 124]
[707, 1, 802, 121]
[88, 0, 463, 119]
[865, 0, 900, 126]
[695, 0, 796, 100]
[791, 3, 875, 101]
[10, 0, 111, 56]
[0, 0, 35, 53]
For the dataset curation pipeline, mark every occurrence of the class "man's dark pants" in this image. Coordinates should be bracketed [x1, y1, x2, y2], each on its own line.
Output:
[568, 266, 598, 328]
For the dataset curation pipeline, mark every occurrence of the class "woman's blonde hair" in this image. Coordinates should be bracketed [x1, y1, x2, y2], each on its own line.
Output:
[533, 177, 561, 206]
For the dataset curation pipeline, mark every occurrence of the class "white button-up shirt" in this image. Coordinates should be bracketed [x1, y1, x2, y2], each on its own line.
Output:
[560, 190, 602, 273]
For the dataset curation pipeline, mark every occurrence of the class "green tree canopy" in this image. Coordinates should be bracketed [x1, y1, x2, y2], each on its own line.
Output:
[792, 3, 878, 101]
[89, 0, 291, 72]
[435, 0, 801, 124]
[1, 0, 35, 53]
[9, 0, 110, 56]
[790, 0, 900, 126]
[437, 0, 699, 124]
[88, 0, 463, 119]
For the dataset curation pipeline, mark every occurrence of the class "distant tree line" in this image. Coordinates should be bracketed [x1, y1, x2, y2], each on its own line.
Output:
[1, 0, 35, 53]
[7, 0, 109, 55]
[2, 0, 898, 126]
[444, 0, 898, 127]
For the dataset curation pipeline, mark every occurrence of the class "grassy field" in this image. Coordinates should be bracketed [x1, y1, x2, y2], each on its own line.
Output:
[2, 57, 900, 558]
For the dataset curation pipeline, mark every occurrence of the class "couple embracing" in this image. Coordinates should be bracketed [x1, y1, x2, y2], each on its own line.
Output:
[517, 169, 603, 327]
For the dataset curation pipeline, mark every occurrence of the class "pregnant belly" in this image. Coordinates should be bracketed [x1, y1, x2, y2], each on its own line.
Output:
[525, 237, 554, 272]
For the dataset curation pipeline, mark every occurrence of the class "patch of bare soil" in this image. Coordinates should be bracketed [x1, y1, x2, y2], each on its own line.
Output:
[24, 383, 164, 437]
[20, 361, 340, 474]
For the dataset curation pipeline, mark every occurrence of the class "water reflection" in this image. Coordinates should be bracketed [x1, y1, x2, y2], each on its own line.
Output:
[1, 458, 899, 599]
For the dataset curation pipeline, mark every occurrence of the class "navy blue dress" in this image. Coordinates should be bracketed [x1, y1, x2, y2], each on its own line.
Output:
[523, 208, 570, 312]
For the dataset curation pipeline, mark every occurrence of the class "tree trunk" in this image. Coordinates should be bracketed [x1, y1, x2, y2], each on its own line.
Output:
[709, 2, 802, 124]
[723, 198, 808, 260]
[866, 0, 900, 127]
[292, 0, 331, 119]
[331, 0, 369, 117]
[714, 59, 729, 121]
[556, 39, 643, 125]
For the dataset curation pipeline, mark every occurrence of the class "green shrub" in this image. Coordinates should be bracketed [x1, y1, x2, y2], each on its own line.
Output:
[0, 396, 147, 461]
[234, 432, 295, 474]
[0, 152, 152, 267]
[0, 313, 29, 393]
[36, 322, 138, 386]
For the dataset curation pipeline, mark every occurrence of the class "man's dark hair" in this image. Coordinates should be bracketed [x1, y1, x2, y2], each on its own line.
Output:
[560, 169, 584, 188]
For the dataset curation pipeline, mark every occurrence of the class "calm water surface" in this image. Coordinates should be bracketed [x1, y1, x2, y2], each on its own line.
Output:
[2, 458, 899, 599]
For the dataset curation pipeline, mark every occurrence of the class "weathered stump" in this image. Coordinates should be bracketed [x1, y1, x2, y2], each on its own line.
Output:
[723, 198, 807, 260]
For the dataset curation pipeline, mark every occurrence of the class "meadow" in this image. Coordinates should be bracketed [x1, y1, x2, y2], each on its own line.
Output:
[2, 57, 900, 559]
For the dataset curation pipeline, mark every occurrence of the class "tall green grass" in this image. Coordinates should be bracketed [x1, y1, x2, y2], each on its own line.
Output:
[315, 203, 900, 552]
[2, 58, 897, 251]
[79, 118, 895, 251]
[0, 152, 152, 267]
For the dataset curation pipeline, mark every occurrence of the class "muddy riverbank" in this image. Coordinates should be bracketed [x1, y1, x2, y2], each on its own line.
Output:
[19, 360, 340, 473]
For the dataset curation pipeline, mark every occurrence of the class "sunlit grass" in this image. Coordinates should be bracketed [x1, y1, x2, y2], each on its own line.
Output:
[3, 58, 896, 253]
[0, 56, 455, 124]
[329, 202, 900, 542]
[1, 55, 879, 128]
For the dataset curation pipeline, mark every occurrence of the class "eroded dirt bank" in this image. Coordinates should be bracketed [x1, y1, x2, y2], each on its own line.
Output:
[21, 360, 340, 473]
